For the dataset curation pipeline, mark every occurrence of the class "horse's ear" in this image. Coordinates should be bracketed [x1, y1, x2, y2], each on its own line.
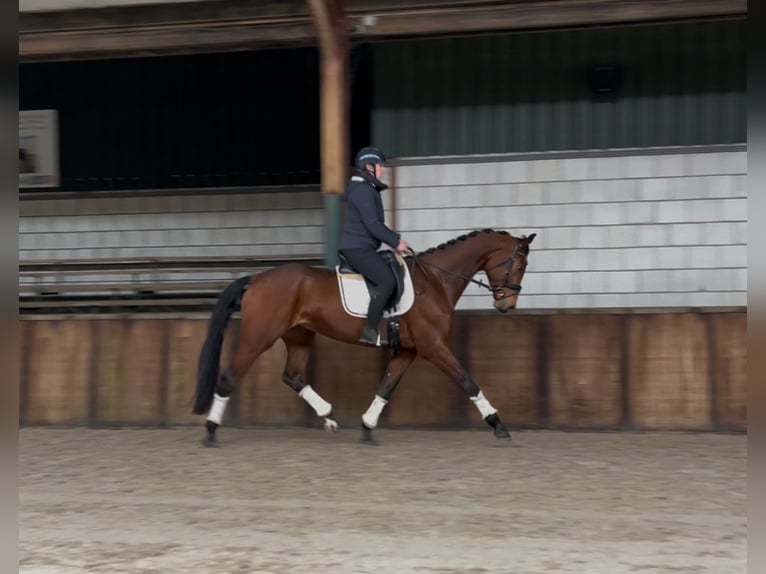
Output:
[526, 233, 536, 245]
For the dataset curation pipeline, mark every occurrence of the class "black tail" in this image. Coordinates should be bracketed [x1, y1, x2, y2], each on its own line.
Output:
[192, 275, 251, 415]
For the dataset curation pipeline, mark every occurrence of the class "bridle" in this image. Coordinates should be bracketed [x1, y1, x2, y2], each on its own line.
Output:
[485, 242, 527, 300]
[407, 240, 527, 301]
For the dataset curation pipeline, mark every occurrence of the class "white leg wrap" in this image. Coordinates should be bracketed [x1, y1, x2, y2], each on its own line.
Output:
[207, 393, 230, 425]
[299, 385, 332, 417]
[470, 390, 497, 419]
[362, 395, 388, 429]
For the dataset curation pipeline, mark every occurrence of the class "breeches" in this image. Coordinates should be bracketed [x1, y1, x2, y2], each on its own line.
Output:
[340, 248, 396, 296]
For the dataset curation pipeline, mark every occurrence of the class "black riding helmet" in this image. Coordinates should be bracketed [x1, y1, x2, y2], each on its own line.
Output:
[355, 146, 386, 170]
[352, 146, 389, 192]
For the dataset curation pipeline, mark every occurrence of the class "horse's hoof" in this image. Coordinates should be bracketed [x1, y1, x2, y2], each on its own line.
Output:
[203, 421, 219, 447]
[324, 417, 339, 432]
[202, 429, 218, 447]
[360, 423, 378, 446]
[486, 414, 512, 441]
[497, 438, 521, 448]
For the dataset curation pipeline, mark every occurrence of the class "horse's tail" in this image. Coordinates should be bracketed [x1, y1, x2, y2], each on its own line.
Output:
[192, 275, 251, 415]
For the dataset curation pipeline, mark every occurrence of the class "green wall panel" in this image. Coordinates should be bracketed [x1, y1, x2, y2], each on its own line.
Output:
[372, 18, 746, 157]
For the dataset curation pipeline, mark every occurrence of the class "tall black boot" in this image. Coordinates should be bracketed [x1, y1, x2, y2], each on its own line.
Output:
[359, 290, 388, 346]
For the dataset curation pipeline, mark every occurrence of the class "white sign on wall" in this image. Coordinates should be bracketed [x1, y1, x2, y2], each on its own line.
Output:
[19, 109, 60, 189]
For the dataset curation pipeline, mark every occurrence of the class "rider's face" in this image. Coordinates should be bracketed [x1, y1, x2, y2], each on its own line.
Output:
[366, 162, 384, 180]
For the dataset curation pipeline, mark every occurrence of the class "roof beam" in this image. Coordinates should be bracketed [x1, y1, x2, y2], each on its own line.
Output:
[353, 0, 747, 37]
[20, 0, 747, 62]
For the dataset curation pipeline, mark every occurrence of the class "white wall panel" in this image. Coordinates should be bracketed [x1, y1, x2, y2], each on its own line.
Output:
[391, 149, 746, 309]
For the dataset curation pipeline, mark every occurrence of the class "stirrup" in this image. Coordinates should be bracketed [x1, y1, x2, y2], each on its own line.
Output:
[359, 328, 387, 347]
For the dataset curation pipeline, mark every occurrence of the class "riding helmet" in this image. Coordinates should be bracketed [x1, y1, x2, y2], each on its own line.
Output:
[355, 146, 386, 169]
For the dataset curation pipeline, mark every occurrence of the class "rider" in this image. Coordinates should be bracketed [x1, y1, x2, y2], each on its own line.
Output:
[339, 146, 410, 346]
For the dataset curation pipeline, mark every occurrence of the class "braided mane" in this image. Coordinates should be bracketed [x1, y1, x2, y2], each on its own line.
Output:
[417, 228, 511, 255]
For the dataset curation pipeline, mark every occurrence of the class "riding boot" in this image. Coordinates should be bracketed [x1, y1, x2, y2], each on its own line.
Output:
[359, 290, 388, 346]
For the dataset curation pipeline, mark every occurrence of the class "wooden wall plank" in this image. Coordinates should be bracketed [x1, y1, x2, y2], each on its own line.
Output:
[628, 313, 712, 430]
[95, 319, 164, 425]
[18, 310, 747, 431]
[385, 355, 463, 428]
[166, 318, 241, 426]
[463, 315, 543, 428]
[710, 312, 747, 431]
[25, 320, 92, 425]
[548, 314, 623, 428]
[19, 319, 29, 424]
[384, 317, 470, 428]
[166, 319, 209, 425]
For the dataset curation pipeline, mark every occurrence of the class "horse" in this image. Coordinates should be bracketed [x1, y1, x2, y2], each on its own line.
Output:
[192, 228, 536, 445]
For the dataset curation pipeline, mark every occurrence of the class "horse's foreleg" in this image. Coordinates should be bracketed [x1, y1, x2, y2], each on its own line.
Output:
[423, 343, 511, 440]
[281, 327, 338, 432]
[360, 350, 417, 444]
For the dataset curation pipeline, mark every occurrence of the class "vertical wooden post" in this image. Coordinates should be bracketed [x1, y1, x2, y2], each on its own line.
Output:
[704, 312, 719, 431]
[19, 320, 32, 427]
[537, 314, 550, 427]
[158, 320, 171, 428]
[88, 320, 101, 427]
[620, 314, 631, 429]
[308, 0, 349, 268]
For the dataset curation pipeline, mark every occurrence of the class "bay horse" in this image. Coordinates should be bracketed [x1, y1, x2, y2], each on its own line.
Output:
[192, 228, 536, 445]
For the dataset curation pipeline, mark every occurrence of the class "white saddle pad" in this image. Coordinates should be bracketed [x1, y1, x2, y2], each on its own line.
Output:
[335, 255, 415, 319]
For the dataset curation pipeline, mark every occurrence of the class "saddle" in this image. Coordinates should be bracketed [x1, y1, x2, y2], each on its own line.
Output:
[334, 250, 416, 351]
[337, 249, 407, 311]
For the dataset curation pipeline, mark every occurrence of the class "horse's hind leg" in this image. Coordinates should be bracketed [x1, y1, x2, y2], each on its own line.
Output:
[204, 324, 285, 446]
[281, 326, 338, 432]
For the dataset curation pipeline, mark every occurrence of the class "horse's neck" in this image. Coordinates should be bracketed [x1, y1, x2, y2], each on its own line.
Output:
[424, 240, 494, 307]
